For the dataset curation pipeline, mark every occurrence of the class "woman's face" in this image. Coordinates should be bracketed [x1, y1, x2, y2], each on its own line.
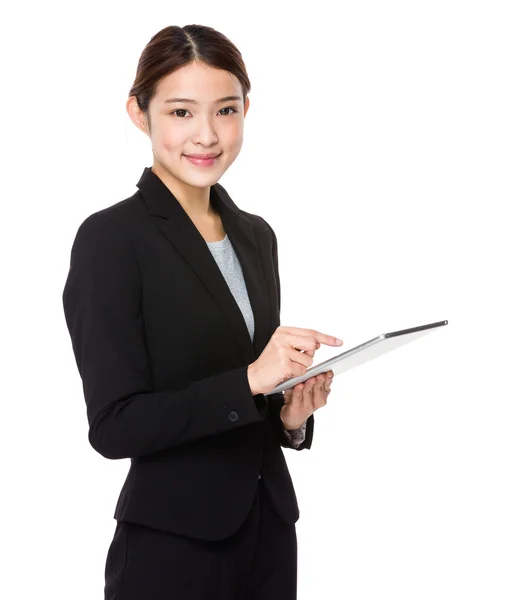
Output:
[130, 61, 249, 191]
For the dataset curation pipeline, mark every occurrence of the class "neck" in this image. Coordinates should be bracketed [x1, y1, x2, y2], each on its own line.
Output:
[151, 163, 215, 220]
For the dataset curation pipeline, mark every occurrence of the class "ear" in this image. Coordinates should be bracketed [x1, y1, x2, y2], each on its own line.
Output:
[126, 96, 150, 137]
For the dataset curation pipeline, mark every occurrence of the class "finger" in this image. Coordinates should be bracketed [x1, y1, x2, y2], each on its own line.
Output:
[310, 373, 329, 394]
[314, 373, 325, 388]
[313, 371, 332, 384]
[288, 347, 315, 370]
[284, 327, 343, 349]
[311, 378, 329, 406]
[302, 377, 317, 408]
[286, 334, 322, 354]
[293, 382, 305, 407]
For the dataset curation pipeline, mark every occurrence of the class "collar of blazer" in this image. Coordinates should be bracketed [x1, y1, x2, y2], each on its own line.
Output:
[135, 166, 274, 369]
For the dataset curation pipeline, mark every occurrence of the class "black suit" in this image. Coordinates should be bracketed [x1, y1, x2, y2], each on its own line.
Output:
[62, 166, 314, 543]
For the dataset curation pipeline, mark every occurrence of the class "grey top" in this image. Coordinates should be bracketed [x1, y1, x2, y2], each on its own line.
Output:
[206, 234, 307, 447]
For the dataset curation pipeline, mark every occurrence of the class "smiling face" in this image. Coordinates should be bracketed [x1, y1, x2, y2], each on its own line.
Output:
[127, 60, 249, 201]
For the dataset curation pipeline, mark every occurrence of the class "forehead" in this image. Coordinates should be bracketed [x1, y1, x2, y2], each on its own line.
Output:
[155, 62, 241, 101]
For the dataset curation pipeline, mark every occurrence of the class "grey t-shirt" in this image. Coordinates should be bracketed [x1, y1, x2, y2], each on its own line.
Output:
[206, 233, 307, 447]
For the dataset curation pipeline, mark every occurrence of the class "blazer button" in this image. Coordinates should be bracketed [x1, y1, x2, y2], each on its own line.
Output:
[228, 410, 239, 423]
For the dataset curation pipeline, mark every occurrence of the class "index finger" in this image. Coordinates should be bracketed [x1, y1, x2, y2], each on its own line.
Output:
[283, 326, 343, 347]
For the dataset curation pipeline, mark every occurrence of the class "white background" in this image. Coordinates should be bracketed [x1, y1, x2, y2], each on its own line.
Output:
[1, 1, 508, 598]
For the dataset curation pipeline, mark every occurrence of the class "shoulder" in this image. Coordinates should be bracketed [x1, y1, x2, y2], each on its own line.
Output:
[68, 193, 147, 266]
[73, 191, 145, 241]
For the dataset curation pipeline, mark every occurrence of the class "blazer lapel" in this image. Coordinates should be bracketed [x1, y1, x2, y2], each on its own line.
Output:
[135, 167, 272, 367]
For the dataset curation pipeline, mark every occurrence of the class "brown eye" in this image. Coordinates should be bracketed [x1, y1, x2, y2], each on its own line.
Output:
[170, 109, 189, 118]
[219, 107, 238, 115]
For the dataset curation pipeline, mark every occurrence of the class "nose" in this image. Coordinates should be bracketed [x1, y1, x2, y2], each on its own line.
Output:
[192, 115, 219, 147]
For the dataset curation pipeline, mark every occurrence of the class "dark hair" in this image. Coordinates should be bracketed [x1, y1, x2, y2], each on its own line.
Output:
[128, 24, 251, 131]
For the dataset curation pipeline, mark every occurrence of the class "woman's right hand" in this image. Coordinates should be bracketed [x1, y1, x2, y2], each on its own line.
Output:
[247, 326, 343, 395]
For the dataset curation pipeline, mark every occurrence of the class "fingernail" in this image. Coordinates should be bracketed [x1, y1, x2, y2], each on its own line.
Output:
[335, 338, 342, 345]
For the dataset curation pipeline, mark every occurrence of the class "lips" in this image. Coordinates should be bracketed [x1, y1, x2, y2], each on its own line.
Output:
[184, 153, 221, 159]
[184, 153, 221, 167]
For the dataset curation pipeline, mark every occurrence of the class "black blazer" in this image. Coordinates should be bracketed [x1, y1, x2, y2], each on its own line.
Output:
[62, 166, 314, 541]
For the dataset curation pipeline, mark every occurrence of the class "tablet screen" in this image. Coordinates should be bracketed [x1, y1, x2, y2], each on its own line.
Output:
[266, 320, 448, 395]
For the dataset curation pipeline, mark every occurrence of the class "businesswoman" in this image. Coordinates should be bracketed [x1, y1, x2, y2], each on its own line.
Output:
[62, 24, 342, 600]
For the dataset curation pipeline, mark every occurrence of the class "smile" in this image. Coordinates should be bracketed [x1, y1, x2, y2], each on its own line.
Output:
[184, 154, 221, 167]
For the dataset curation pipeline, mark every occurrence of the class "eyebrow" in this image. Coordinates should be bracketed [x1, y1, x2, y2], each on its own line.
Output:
[164, 95, 242, 105]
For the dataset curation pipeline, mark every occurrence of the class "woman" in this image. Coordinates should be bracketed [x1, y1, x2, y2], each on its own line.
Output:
[62, 23, 342, 600]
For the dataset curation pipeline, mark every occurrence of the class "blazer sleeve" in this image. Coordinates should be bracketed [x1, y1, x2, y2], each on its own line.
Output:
[62, 212, 265, 460]
[261, 218, 314, 451]
[283, 420, 307, 447]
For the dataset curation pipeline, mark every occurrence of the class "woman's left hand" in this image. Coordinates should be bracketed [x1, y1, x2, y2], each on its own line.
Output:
[280, 370, 334, 430]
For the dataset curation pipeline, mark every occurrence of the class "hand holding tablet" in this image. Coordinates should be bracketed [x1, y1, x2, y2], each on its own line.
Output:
[246, 326, 344, 396]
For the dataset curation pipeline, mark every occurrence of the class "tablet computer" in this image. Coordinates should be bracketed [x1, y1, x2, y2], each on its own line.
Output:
[266, 319, 448, 395]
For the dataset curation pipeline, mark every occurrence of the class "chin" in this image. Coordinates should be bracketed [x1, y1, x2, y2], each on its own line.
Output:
[181, 173, 222, 188]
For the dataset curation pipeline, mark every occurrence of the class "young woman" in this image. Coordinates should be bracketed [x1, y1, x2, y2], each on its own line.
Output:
[62, 23, 341, 600]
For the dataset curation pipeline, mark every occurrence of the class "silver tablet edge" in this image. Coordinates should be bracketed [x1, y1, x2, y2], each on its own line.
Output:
[265, 320, 447, 395]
